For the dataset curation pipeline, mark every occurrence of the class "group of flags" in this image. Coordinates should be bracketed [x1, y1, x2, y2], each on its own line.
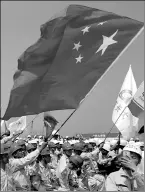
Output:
[112, 66, 144, 140]
[1, 5, 144, 140]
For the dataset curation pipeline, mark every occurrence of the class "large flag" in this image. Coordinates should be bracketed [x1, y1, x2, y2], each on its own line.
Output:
[8, 116, 26, 134]
[112, 65, 138, 140]
[3, 5, 144, 120]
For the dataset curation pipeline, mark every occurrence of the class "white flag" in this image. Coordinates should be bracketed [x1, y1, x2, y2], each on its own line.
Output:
[112, 65, 138, 140]
[8, 116, 26, 134]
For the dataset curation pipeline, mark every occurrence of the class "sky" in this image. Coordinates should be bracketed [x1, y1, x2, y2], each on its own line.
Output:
[1, 1, 144, 137]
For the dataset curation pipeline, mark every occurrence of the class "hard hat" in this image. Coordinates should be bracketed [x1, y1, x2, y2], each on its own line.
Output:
[69, 155, 83, 167]
[129, 141, 135, 145]
[88, 144, 93, 149]
[39, 141, 44, 146]
[40, 147, 50, 156]
[27, 135, 31, 138]
[120, 139, 128, 146]
[17, 139, 26, 146]
[26, 143, 36, 151]
[136, 142, 144, 147]
[28, 139, 38, 144]
[102, 143, 110, 152]
[62, 142, 72, 150]
[48, 142, 56, 148]
[0, 144, 9, 155]
[39, 136, 43, 139]
[97, 139, 104, 146]
[110, 140, 118, 146]
[123, 143, 142, 158]
[11, 143, 23, 155]
[59, 140, 63, 145]
[73, 142, 84, 151]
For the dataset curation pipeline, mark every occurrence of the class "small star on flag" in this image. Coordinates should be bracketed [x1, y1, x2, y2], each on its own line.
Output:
[98, 21, 107, 26]
[96, 30, 118, 55]
[75, 54, 83, 63]
[73, 42, 82, 51]
[81, 26, 91, 34]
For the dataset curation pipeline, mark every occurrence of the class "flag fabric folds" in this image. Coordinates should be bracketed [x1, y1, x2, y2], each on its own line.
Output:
[3, 4, 144, 120]
[112, 65, 138, 140]
[44, 112, 58, 138]
[8, 116, 26, 134]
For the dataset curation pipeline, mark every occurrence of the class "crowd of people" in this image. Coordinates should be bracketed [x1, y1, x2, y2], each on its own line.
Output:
[0, 129, 144, 191]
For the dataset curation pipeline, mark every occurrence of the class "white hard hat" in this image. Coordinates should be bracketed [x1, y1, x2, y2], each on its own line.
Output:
[129, 141, 135, 145]
[59, 140, 63, 145]
[136, 142, 144, 147]
[28, 139, 38, 144]
[39, 141, 44, 146]
[123, 143, 142, 158]
[97, 139, 104, 146]
[110, 140, 118, 146]
[102, 143, 110, 152]
[27, 135, 31, 138]
[120, 139, 128, 146]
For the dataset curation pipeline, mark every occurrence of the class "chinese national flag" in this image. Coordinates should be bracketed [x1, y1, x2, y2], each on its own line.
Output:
[3, 5, 144, 120]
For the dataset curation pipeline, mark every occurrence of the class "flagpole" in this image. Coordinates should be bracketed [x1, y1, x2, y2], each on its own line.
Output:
[48, 26, 144, 141]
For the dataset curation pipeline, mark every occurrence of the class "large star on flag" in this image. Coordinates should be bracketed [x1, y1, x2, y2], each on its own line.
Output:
[75, 54, 83, 63]
[73, 42, 82, 51]
[81, 26, 91, 34]
[96, 30, 118, 55]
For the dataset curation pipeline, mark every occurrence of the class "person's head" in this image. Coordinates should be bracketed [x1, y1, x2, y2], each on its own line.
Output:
[87, 144, 93, 152]
[83, 143, 88, 152]
[40, 147, 51, 164]
[0, 144, 9, 165]
[90, 142, 96, 148]
[48, 142, 56, 153]
[30, 174, 41, 190]
[62, 143, 72, 157]
[17, 139, 26, 151]
[82, 156, 91, 170]
[11, 143, 25, 158]
[27, 135, 31, 140]
[123, 143, 142, 166]
[119, 139, 128, 150]
[68, 155, 83, 171]
[101, 143, 110, 155]
[97, 141, 105, 149]
[56, 144, 61, 152]
[73, 142, 84, 155]
[26, 143, 36, 153]
[110, 140, 118, 148]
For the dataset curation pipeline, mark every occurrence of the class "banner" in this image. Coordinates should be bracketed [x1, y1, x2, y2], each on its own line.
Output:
[8, 116, 26, 134]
